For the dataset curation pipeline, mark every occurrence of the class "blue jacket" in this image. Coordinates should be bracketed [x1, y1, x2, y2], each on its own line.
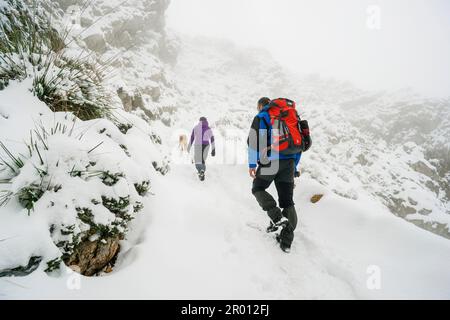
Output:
[247, 105, 301, 169]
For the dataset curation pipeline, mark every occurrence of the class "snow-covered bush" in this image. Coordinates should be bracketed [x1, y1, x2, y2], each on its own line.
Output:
[0, 0, 173, 278]
[0, 111, 156, 274]
[0, 0, 112, 120]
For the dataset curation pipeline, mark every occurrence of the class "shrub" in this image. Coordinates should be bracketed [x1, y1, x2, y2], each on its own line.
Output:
[0, 117, 152, 274]
[0, 191, 13, 207]
[101, 195, 130, 217]
[0, 141, 24, 174]
[100, 171, 124, 186]
[134, 180, 150, 196]
[0, 0, 65, 55]
[133, 201, 144, 213]
[0, 0, 113, 120]
[76, 207, 121, 239]
[116, 123, 133, 134]
[44, 257, 62, 273]
[17, 184, 45, 213]
[150, 133, 162, 145]
[152, 160, 170, 175]
[119, 144, 130, 157]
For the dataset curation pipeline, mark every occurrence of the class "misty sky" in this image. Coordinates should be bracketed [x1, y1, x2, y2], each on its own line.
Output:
[167, 0, 450, 97]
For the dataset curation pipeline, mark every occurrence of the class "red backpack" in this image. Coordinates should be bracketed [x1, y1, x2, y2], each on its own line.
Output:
[267, 98, 305, 155]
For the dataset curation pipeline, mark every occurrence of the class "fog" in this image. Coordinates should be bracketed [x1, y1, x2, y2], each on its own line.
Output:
[167, 0, 450, 97]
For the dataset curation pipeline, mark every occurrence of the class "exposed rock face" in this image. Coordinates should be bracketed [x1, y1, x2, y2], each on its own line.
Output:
[411, 160, 439, 180]
[83, 34, 107, 54]
[66, 237, 120, 276]
[117, 87, 133, 111]
[117, 88, 146, 112]
[53, 0, 179, 124]
[329, 86, 450, 238]
[132, 92, 145, 109]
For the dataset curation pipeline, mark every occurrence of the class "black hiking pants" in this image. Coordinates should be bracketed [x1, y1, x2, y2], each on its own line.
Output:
[194, 144, 210, 173]
[252, 159, 298, 247]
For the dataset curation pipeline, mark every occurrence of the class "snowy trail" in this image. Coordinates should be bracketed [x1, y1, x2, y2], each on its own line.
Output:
[0, 163, 355, 299]
[132, 163, 357, 299]
[2, 161, 450, 299]
[107, 161, 450, 299]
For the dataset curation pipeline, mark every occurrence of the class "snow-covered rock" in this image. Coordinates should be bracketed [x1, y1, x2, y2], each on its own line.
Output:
[0, 80, 164, 275]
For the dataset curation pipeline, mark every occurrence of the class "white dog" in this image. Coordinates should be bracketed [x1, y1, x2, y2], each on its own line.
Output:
[178, 134, 188, 152]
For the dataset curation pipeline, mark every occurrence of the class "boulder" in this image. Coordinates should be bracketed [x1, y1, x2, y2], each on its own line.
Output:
[117, 87, 133, 111]
[83, 34, 107, 54]
[311, 194, 324, 204]
[65, 236, 120, 276]
[106, 26, 134, 48]
[80, 16, 93, 28]
[150, 86, 161, 102]
[411, 160, 438, 180]
[117, 88, 146, 111]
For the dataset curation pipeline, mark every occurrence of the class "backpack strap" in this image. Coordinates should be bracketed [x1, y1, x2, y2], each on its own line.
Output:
[258, 112, 272, 155]
[260, 114, 271, 129]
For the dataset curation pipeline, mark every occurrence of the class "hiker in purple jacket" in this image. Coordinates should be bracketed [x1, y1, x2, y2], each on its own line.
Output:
[187, 117, 216, 181]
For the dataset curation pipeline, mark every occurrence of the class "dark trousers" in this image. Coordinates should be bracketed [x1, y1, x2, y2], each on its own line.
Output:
[194, 144, 210, 173]
[252, 159, 298, 246]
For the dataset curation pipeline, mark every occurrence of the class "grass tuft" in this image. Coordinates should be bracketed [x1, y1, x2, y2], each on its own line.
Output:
[0, 0, 113, 120]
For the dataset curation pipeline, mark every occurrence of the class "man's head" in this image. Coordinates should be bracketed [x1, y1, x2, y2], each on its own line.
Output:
[199, 116, 207, 122]
[257, 97, 271, 111]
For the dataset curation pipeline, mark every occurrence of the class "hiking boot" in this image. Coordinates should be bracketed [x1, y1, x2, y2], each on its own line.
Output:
[275, 234, 291, 253]
[266, 217, 289, 233]
[280, 242, 291, 253]
[198, 170, 205, 181]
[266, 221, 278, 233]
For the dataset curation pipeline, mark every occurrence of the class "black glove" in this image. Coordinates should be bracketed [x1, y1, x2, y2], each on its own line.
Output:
[211, 149, 216, 157]
[303, 135, 312, 152]
[300, 119, 309, 132]
[294, 171, 301, 178]
[299, 120, 311, 152]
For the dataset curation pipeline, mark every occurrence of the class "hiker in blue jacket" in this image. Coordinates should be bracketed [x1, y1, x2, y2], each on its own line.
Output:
[247, 97, 311, 253]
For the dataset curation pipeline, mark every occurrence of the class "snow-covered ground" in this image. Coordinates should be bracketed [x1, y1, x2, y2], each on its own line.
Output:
[1, 0, 450, 300]
[2, 36, 450, 301]
[169, 36, 450, 238]
[3, 160, 450, 299]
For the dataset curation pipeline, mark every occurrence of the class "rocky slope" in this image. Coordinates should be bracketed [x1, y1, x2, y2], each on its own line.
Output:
[54, 0, 179, 124]
[172, 36, 450, 239]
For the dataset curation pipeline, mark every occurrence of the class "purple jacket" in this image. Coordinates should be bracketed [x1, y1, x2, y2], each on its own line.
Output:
[189, 119, 215, 148]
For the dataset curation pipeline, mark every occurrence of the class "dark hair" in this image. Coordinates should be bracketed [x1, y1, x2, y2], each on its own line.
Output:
[199, 116, 207, 122]
[258, 97, 271, 107]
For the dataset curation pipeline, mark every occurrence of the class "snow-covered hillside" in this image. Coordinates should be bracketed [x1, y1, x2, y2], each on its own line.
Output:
[171, 36, 450, 239]
[3, 155, 450, 299]
[1, 0, 450, 300]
